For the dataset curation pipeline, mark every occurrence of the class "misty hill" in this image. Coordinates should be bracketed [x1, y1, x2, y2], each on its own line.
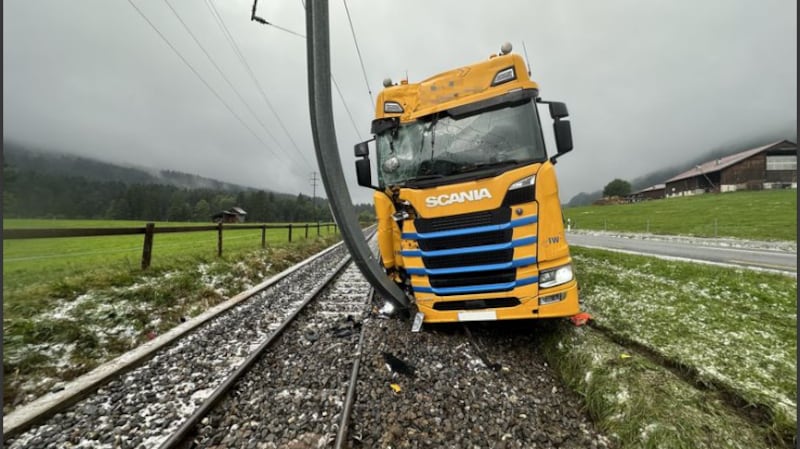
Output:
[565, 137, 794, 207]
[3, 141, 252, 192]
[2, 142, 375, 223]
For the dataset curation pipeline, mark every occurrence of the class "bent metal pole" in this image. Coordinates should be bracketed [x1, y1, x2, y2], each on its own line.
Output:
[305, 0, 409, 310]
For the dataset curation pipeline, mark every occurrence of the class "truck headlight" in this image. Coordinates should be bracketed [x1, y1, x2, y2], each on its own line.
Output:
[539, 264, 573, 288]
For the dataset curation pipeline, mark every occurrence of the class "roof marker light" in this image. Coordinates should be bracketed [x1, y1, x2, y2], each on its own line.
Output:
[491, 67, 516, 86]
[383, 101, 404, 113]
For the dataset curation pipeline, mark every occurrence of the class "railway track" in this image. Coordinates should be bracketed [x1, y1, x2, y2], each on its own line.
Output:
[6, 228, 616, 449]
[4, 233, 375, 449]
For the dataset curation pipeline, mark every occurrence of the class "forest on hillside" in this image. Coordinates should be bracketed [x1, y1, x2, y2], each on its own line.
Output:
[2, 145, 375, 223]
[3, 168, 350, 223]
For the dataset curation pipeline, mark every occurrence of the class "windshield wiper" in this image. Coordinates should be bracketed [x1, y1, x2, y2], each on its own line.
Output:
[455, 159, 521, 174]
[405, 174, 445, 184]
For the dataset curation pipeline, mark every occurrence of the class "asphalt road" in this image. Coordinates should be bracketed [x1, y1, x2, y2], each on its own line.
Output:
[566, 232, 797, 275]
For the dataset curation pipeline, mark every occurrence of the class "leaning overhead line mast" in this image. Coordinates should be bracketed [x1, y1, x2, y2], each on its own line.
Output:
[301, 0, 410, 310]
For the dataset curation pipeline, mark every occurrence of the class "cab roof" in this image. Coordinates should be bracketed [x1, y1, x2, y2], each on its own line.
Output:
[375, 53, 539, 122]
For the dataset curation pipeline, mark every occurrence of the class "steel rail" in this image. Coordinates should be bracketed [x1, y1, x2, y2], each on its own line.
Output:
[158, 230, 375, 449]
[334, 288, 372, 449]
[2, 233, 354, 438]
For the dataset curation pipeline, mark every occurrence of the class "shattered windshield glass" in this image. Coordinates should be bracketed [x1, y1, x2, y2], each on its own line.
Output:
[376, 99, 546, 187]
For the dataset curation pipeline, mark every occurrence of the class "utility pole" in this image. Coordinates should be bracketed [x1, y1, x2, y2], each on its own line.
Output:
[310, 171, 319, 223]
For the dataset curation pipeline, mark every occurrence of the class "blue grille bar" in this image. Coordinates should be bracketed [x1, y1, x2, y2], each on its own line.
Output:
[402, 215, 537, 240]
[406, 257, 537, 276]
[401, 236, 537, 258]
[412, 275, 539, 295]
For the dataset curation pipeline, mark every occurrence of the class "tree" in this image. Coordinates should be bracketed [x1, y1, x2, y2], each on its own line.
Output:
[193, 199, 211, 221]
[603, 179, 631, 198]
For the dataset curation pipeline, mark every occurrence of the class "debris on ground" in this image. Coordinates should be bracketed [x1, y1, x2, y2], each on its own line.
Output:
[382, 352, 416, 378]
[569, 312, 592, 327]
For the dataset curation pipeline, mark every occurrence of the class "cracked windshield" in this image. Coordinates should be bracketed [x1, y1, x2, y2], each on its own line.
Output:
[376, 100, 546, 186]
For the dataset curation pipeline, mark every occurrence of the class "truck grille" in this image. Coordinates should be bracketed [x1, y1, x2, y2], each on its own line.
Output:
[415, 208, 510, 233]
[417, 229, 512, 252]
[407, 205, 537, 297]
[423, 248, 513, 269]
[429, 268, 516, 290]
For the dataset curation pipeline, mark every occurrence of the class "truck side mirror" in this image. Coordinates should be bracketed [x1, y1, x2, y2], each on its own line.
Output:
[549, 102, 569, 119]
[354, 141, 369, 157]
[355, 158, 372, 187]
[553, 120, 573, 155]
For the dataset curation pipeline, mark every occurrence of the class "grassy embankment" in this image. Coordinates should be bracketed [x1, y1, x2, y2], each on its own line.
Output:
[563, 189, 797, 241]
[3, 219, 341, 413]
[540, 190, 797, 448]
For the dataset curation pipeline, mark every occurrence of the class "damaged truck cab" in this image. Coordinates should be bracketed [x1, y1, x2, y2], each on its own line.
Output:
[354, 43, 580, 323]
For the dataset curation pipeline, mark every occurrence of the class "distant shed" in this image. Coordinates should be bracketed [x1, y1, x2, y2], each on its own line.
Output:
[665, 140, 797, 197]
[212, 206, 247, 223]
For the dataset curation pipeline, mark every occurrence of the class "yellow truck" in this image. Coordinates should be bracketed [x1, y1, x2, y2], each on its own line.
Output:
[354, 43, 580, 323]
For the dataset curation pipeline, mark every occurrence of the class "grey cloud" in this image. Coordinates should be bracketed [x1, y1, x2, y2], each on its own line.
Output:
[4, 0, 796, 205]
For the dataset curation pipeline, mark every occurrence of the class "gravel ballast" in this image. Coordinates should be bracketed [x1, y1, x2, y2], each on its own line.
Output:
[191, 261, 372, 448]
[4, 244, 349, 449]
[348, 313, 611, 449]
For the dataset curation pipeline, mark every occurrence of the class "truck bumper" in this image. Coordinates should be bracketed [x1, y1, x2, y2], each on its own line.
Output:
[416, 280, 580, 323]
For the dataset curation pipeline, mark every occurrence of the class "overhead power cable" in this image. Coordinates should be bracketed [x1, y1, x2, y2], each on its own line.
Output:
[206, 0, 314, 169]
[249, 0, 367, 142]
[331, 76, 363, 141]
[341, 0, 374, 108]
[161, 0, 291, 160]
[125, 0, 282, 160]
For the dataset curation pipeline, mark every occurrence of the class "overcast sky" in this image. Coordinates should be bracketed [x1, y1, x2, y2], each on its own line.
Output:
[4, 0, 797, 205]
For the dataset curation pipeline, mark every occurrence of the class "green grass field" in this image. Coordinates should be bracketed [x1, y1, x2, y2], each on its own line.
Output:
[3, 219, 337, 289]
[564, 190, 797, 241]
[541, 247, 797, 448]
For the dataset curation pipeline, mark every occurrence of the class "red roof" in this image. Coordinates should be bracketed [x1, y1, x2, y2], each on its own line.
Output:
[664, 140, 786, 184]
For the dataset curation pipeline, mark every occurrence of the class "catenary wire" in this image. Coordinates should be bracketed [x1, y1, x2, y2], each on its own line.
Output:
[205, 0, 315, 169]
[162, 0, 294, 162]
[247, 1, 366, 142]
[341, 0, 374, 108]
[331, 75, 364, 141]
[125, 0, 284, 161]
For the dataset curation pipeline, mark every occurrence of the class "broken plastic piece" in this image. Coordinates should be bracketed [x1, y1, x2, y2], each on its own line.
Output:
[411, 311, 424, 332]
[569, 312, 592, 327]
[390, 383, 402, 393]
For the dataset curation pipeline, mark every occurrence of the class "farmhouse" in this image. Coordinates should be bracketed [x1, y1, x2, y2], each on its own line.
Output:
[665, 140, 797, 197]
[212, 206, 247, 223]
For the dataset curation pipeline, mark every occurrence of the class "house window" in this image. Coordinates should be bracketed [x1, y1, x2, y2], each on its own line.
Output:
[766, 155, 797, 171]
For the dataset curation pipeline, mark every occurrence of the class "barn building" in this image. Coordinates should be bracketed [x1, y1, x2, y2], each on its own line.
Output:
[664, 140, 797, 197]
[629, 184, 666, 201]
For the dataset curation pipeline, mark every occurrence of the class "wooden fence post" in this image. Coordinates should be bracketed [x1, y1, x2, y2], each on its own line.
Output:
[141, 223, 155, 270]
[288, 224, 293, 242]
[217, 222, 223, 257]
[317, 221, 320, 236]
[305, 223, 309, 238]
[261, 225, 266, 248]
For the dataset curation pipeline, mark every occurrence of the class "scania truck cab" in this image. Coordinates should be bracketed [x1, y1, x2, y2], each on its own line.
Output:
[354, 43, 580, 323]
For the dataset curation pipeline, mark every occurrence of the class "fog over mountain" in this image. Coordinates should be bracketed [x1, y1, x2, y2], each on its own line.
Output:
[4, 1, 796, 205]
